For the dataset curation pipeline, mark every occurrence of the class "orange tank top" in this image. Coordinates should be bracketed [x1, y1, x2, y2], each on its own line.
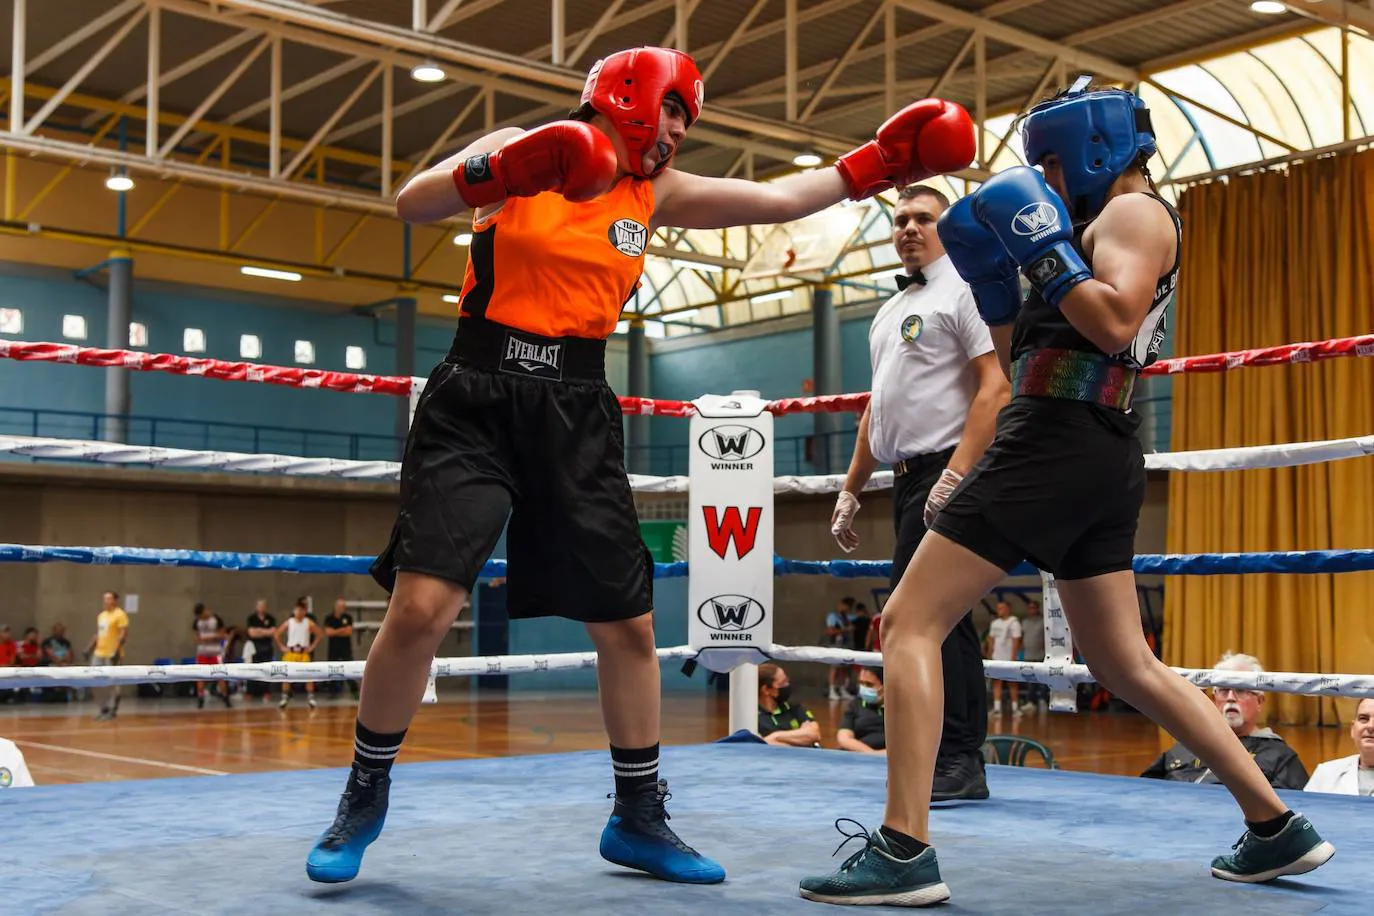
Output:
[456, 177, 654, 340]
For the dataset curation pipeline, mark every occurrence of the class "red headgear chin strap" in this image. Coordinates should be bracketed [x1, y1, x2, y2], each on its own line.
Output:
[580, 47, 703, 178]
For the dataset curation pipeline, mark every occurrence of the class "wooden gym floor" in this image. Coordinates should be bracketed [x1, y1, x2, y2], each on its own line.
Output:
[0, 686, 1355, 786]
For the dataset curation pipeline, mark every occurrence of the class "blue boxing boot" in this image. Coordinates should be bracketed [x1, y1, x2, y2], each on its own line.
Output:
[306, 763, 390, 883]
[599, 779, 726, 884]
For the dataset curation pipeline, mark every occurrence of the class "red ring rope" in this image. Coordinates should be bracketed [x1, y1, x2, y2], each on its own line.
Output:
[2, 333, 1370, 417]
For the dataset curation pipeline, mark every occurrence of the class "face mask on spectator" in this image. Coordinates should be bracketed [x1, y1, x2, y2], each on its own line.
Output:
[775, 684, 792, 704]
[859, 685, 881, 705]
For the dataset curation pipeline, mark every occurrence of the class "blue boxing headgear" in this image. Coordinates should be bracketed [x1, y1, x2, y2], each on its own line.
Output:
[1020, 75, 1156, 224]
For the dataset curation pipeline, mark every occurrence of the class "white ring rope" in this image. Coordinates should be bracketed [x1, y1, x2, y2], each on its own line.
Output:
[3, 645, 1371, 699]
[1, 432, 1371, 494]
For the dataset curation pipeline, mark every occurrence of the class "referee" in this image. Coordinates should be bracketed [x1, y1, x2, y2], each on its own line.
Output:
[830, 184, 1009, 800]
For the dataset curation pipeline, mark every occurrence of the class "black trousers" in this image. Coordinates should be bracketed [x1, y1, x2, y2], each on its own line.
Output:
[891, 447, 988, 760]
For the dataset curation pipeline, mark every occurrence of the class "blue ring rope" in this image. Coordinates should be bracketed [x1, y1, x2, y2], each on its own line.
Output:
[1, 545, 1373, 577]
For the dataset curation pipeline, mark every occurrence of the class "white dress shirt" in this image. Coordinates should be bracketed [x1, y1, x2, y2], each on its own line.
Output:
[866, 255, 994, 464]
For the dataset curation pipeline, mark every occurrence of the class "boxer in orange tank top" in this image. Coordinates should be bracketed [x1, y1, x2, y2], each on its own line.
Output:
[308, 44, 978, 891]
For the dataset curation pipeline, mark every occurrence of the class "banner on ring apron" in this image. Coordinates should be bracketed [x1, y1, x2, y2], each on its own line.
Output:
[687, 392, 774, 672]
[1040, 573, 1078, 713]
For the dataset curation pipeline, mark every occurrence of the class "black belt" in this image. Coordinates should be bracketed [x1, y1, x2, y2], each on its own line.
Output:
[449, 318, 607, 382]
[892, 445, 957, 478]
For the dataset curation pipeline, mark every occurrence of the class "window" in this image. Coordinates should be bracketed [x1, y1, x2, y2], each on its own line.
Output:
[345, 346, 366, 370]
[183, 328, 206, 353]
[128, 322, 148, 348]
[294, 340, 315, 365]
[240, 334, 261, 360]
[0, 307, 22, 335]
[62, 314, 87, 340]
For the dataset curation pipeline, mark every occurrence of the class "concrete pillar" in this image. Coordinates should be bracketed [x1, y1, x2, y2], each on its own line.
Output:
[394, 295, 417, 453]
[811, 284, 841, 474]
[626, 318, 650, 474]
[104, 251, 134, 443]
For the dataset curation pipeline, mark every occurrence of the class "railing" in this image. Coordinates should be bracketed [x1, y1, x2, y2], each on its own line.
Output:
[0, 407, 403, 463]
[630, 394, 1174, 478]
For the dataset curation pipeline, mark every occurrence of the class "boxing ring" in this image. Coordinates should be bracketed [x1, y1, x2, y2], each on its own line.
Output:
[2, 334, 1374, 915]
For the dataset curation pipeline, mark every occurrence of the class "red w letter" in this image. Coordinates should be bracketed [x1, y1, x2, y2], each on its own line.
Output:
[703, 506, 763, 560]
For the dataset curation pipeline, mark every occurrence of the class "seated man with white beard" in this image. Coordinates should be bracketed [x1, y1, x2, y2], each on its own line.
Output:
[1140, 652, 1309, 790]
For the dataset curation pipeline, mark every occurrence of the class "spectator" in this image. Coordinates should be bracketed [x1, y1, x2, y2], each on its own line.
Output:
[15, 627, 43, 667]
[1020, 599, 1047, 711]
[1140, 652, 1308, 789]
[323, 598, 358, 698]
[837, 667, 886, 754]
[275, 597, 321, 710]
[824, 597, 855, 700]
[0, 626, 16, 704]
[849, 603, 872, 659]
[192, 604, 232, 709]
[42, 623, 74, 667]
[245, 599, 278, 702]
[757, 663, 821, 747]
[85, 590, 128, 722]
[42, 623, 75, 703]
[1304, 698, 1374, 797]
[985, 601, 1022, 716]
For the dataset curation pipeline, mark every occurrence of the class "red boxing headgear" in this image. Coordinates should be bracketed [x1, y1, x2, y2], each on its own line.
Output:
[580, 47, 703, 178]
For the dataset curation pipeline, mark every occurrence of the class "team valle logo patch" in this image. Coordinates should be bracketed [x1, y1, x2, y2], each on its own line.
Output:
[901, 314, 923, 342]
[608, 218, 648, 257]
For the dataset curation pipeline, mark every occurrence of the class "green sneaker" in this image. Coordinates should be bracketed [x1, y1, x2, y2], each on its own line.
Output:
[799, 820, 951, 907]
[1210, 813, 1335, 883]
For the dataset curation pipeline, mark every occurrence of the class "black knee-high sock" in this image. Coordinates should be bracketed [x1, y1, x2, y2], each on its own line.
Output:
[353, 721, 406, 777]
[611, 743, 659, 797]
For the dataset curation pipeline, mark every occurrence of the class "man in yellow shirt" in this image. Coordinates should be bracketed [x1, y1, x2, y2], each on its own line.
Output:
[86, 590, 129, 722]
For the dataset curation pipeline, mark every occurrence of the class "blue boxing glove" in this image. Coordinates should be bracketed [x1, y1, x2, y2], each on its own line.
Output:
[937, 195, 1024, 326]
[971, 166, 1092, 307]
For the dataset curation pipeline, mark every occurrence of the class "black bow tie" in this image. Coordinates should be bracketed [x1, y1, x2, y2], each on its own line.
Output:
[895, 270, 926, 291]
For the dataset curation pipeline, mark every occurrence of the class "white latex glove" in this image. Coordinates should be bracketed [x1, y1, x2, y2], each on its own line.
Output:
[923, 468, 964, 528]
[831, 490, 861, 553]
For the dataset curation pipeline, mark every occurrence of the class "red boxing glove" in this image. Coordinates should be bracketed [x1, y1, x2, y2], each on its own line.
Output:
[836, 99, 976, 201]
[451, 121, 619, 209]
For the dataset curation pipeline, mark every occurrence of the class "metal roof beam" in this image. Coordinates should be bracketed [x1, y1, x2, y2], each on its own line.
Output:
[1282, 1, 1374, 37]
[892, 0, 1138, 83]
[168, 0, 858, 158]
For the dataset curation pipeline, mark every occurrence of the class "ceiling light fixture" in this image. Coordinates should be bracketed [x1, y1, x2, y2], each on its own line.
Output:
[1249, 1, 1287, 14]
[241, 266, 302, 282]
[105, 170, 134, 192]
[411, 61, 447, 83]
[792, 153, 823, 167]
[453, 232, 473, 245]
[750, 290, 792, 304]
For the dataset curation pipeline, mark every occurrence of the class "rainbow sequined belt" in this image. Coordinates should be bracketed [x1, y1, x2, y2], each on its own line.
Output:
[1011, 349, 1137, 411]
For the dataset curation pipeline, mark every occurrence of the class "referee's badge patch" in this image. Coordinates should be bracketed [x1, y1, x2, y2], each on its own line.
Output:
[900, 315, 923, 342]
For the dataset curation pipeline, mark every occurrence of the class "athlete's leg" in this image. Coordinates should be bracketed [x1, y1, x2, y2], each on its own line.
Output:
[1055, 572, 1282, 819]
[882, 532, 1007, 843]
[306, 572, 467, 883]
[1056, 572, 1334, 883]
[588, 612, 725, 885]
[357, 572, 467, 733]
[586, 613, 659, 749]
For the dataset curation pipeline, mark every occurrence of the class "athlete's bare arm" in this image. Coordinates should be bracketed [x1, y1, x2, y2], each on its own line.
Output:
[1058, 193, 1176, 355]
[395, 127, 525, 224]
[649, 166, 849, 231]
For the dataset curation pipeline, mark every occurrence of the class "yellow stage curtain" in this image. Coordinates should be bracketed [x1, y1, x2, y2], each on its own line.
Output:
[1166, 149, 1374, 727]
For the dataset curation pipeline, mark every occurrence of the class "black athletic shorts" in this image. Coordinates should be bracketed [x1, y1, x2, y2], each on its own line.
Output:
[930, 397, 1146, 580]
[370, 319, 654, 623]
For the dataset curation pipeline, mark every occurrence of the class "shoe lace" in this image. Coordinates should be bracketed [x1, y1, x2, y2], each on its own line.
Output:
[828, 818, 878, 872]
[611, 782, 696, 855]
[320, 789, 378, 849]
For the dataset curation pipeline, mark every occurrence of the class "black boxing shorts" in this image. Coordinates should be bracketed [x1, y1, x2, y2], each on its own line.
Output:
[370, 319, 654, 623]
[929, 397, 1146, 580]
